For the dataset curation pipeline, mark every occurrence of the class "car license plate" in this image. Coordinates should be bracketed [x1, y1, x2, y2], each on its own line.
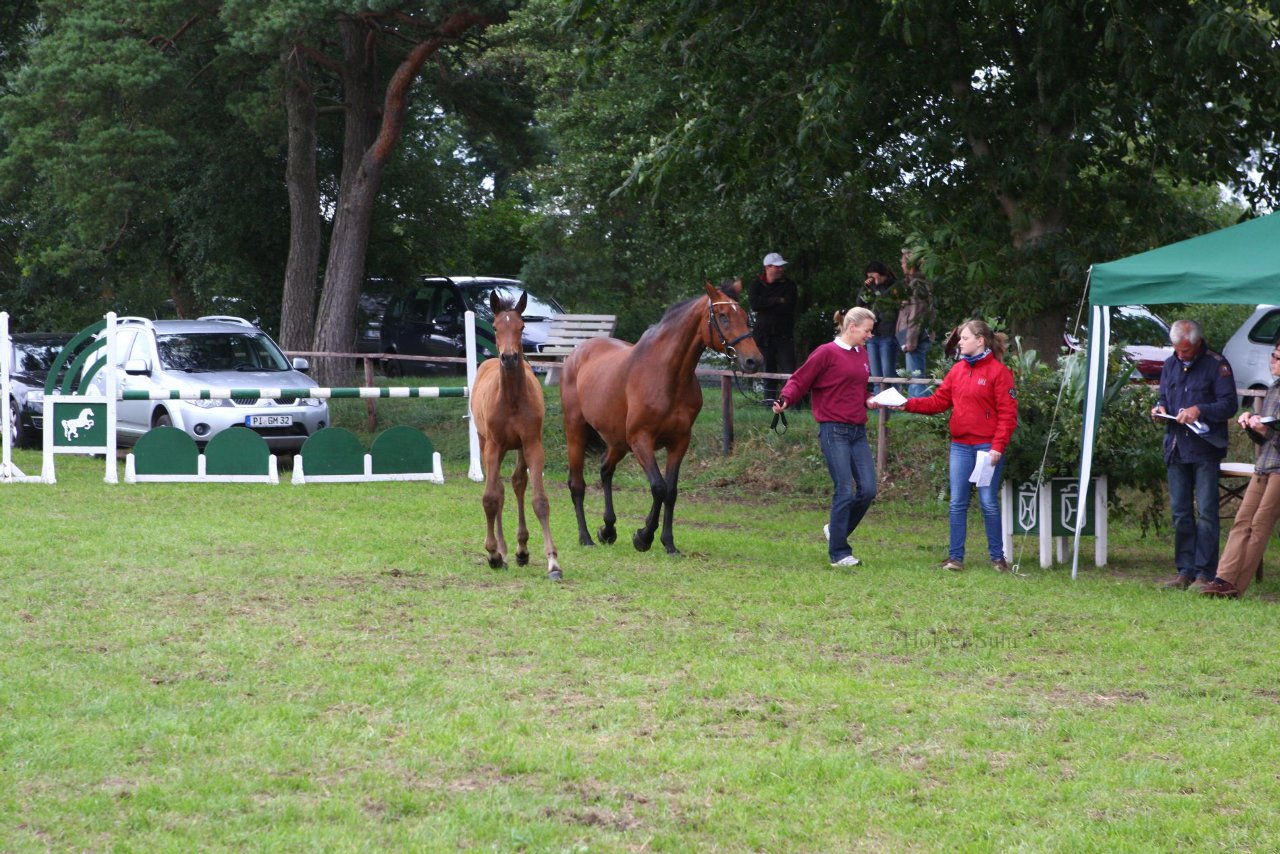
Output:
[246, 414, 293, 428]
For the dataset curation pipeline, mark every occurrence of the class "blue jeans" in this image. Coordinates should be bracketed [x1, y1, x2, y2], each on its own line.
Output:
[866, 336, 899, 393]
[1167, 459, 1220, 579]
[818, 422, 877, 561]
[903, 339, 931, 397]
[948, 442, 1005, 563]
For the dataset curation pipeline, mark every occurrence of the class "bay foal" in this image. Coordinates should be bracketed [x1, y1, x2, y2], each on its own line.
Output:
[470, 291, 561, 579]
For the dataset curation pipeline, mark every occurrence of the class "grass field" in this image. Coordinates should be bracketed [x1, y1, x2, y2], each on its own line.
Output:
[3, 387, 1278, 851]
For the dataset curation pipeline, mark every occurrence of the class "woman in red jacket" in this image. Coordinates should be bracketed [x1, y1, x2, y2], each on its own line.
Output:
[898, 319, 1018, 571]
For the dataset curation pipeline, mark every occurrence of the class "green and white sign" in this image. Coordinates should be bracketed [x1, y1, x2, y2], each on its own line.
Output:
[1012, 478, 1096, 536]
[51, 401, 108, 448]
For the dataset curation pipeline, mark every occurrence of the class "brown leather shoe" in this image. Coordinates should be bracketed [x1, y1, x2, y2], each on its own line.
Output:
[940, 558, 964, 571]
[992, 558, 1011, 572]
[1200, 579, 1240, 598]
[1159, 574, 1193, 590]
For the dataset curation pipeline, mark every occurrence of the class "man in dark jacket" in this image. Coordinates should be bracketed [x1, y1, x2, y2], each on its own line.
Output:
[858, 260, 900, 392]
[1151, 319, 1237, 591]
[748, 252, 798, 401]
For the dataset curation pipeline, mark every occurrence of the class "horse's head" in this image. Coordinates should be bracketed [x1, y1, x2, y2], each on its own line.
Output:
[490, 290, 528, 369]
[703, 281, 762, 373]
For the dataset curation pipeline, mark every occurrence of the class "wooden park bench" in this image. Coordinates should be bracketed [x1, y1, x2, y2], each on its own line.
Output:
[539, 314, 618, 385]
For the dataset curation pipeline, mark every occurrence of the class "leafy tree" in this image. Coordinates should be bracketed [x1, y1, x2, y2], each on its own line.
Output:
[548, 0, 1280, 354]
[0, 0, 293, 331]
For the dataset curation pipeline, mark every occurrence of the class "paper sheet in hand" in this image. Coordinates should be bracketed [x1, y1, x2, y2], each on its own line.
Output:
[1154, 412, 1209, 434]
[969, 450, 996, 488]
[870, 387, 907, 407]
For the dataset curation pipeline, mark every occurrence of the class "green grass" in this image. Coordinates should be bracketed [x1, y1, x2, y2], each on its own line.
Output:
[3, 387, 1279, 851]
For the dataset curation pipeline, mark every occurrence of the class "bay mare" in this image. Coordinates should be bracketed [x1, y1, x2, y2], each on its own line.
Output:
[561, 282, 763, 555]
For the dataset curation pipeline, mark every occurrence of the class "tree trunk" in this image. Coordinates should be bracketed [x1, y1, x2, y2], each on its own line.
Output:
[311, 17, 382, 386]
[310, 9, 499, 388]
[279, 43, 321, 352]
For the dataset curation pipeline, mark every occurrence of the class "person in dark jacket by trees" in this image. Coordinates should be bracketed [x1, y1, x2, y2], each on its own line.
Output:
[1151, 319, 1237, 592]
[748, 252, 798, 402]
[858, 260, 900, 393]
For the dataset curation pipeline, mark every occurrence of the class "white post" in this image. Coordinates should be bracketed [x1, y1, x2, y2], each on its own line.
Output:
[1000, 480, 1014, 563]
[464, 310, 482, 482]
[103, 312, 118, 484]
[1095, 475, 1108, 567]
[1039, 482, 1052, 568]
[0, 312, 14, 480]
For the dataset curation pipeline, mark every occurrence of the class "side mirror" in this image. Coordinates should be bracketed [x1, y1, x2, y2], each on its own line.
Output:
[292, 357, 310, 373]
[123, 358, 150, 375]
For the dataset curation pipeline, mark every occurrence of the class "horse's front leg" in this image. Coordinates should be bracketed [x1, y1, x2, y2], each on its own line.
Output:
[597, 444, 628, 545]
[658, 437, 690, 556]
[481, 445, 508, 569]
[629, 437, 667, 553]
[523, 443, 561, 580]
[511, 449, 531, 567]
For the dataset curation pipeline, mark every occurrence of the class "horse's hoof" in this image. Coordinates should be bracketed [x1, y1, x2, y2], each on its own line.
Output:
[516, 552, 530, 566]
[632, 530, 653, 552]
[579, 535, 595, 547]
[665, 546, 681, 556]
[547, 567, 563, 581]
[598, 526, 617, 545]
[488, 555, 506, 569]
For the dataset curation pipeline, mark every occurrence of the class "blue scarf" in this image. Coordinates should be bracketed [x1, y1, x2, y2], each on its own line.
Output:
[962, 349, 991, 366]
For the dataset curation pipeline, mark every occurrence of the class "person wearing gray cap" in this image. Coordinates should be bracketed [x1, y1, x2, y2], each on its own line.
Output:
[747, 252, 799, 403]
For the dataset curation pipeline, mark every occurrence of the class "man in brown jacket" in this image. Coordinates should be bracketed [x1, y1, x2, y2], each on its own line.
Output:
[896, 248, 934, 397]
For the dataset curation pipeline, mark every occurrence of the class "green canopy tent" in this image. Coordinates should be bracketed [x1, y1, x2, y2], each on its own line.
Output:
[1075, 212, 1280, 577]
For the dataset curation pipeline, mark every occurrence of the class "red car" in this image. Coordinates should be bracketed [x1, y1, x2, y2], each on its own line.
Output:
[1064, 305, 1173, 381]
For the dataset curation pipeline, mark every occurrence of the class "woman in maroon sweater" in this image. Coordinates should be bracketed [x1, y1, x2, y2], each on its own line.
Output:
[898, 318, 1018, 571]
[773, 307, 880, 567]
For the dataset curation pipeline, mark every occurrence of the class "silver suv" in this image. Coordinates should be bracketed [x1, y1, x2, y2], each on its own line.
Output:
[1222, 305, 1280, 407]
[100, 316, 329, 452]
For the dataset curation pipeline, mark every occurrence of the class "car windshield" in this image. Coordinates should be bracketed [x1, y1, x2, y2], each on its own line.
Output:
[13, 338, 68, 375]
[157, 332, 290, 372]
[1111, 312, 1168, 347]
[466, 285, 564, 321]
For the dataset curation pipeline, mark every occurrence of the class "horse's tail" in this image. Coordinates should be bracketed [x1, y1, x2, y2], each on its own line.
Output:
[584, 423, 606, 459]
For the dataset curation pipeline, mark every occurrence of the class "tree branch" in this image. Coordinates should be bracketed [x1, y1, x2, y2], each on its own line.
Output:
[147, 14, 200, 54]
[370, 8, 502, 164]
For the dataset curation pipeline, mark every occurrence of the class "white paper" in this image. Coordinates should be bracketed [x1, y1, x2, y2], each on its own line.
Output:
[1154, 412, 1208, 434]
[870, 387, 908, 407]
[969, 450, 995, 488]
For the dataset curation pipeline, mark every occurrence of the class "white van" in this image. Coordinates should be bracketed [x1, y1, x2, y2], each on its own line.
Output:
[1221, 305, 1280, 407]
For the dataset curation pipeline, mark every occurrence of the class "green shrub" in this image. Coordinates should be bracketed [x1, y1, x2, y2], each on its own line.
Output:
[1003, 344, 1165, 525]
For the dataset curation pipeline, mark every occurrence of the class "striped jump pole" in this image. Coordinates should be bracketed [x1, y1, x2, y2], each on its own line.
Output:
[119, 386, 469, 401]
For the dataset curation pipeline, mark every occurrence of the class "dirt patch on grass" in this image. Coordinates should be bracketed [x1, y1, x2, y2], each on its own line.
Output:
[1047, 687, 1150, 708]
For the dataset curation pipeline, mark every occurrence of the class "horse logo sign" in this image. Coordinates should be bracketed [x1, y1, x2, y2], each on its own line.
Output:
[62, 407, 95, 441]
[51, 401, 107, 448]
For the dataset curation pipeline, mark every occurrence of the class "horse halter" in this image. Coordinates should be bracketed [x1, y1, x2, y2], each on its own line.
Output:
[706, 299, 754, 358]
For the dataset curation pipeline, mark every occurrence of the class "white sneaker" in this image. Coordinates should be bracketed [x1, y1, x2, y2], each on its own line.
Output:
[823, 524, 830, 543]
[830, 555, 861, 567]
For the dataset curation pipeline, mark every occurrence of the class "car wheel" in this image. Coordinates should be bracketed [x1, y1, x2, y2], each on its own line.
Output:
[152, 409, 173, 429]
[9, 397, 29, 448]
[384, 354, 402, 378]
